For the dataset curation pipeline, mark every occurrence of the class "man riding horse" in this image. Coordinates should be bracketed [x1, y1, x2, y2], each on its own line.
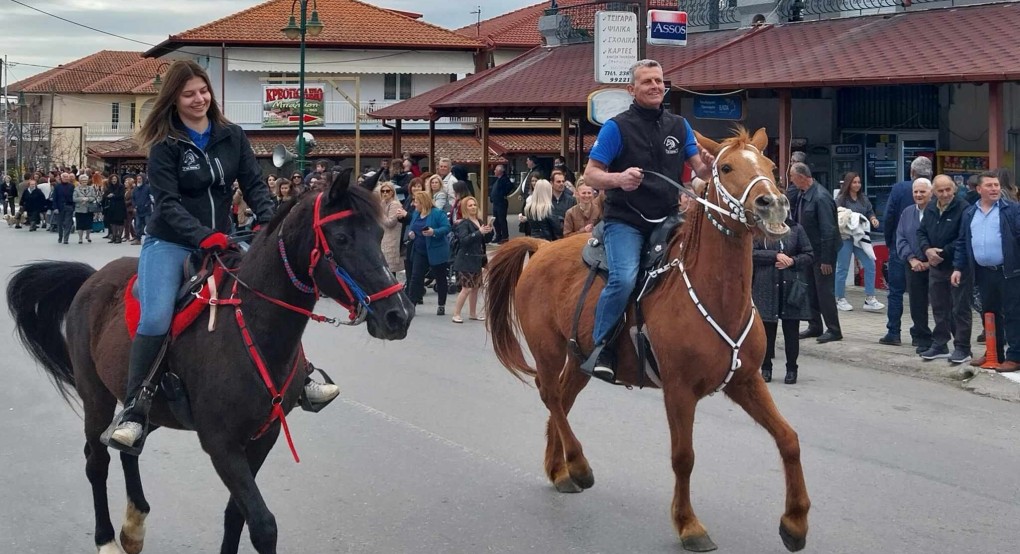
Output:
[105, 60, 340, 453]
[582, 59, 715, 381]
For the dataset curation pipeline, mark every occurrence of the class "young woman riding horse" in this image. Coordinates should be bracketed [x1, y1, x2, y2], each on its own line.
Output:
[7, 60, 414, 554]
[486, 128, 811, 553]
[103, 60, 341, 451]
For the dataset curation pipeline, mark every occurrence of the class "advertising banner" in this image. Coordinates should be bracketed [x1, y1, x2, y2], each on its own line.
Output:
[262, 85, 325, 127]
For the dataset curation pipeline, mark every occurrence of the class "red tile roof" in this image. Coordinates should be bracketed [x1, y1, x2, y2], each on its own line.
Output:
[668, 3, 1020, 89]
[10, 51, 163, 95]
[456, 0, 681, 48]
[148, 0, 482, 56]
[431, 28, 753, 111]
[489, 132, 596, 155]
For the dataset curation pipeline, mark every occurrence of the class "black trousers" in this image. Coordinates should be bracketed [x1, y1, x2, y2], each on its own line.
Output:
[492, 202, 509, 242]
[763, 319, 801, 373]
[905, 266, 932, 344]
[408, 249, 448, 307]
[928, 264, 972, 350]
[805, 262, 841, 334]
[975, 266, 1020, 362]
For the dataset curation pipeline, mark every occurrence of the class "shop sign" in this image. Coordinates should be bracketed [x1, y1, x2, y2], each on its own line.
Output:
[594, 11, 638, 84]
[262, 84, 325, 127]
[693, 96, 743, 120]
[647, 10, 687, 46]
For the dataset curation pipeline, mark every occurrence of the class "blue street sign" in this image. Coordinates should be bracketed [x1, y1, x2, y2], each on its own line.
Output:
[693, 96, 744, 121]
[647, 10, 687, 46]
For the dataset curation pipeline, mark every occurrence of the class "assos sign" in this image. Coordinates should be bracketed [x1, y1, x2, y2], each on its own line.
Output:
[647, 10, 687, 46]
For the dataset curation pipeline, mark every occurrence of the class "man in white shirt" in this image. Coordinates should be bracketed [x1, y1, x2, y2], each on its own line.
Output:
[437, 157, 456, 197]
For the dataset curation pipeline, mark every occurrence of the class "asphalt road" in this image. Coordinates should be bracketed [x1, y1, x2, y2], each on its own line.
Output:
[2, 227, 1019, 554]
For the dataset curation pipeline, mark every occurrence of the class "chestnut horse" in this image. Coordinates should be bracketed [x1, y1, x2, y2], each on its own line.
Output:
[6, 169, 415, 554]
[486, 128, 810, 552]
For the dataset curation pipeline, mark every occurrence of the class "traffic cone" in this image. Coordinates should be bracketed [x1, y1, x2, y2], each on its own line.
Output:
[980, 313, 1002, 369]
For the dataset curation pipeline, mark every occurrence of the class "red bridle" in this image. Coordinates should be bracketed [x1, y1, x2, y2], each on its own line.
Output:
[280, 192, 404, 324]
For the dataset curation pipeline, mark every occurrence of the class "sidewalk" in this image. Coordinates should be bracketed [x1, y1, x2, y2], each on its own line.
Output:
[780, 286, 1020, 402]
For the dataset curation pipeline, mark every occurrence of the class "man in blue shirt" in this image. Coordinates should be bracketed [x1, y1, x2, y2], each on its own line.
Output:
[581, 59, 712, 381]
[880, 156, 933, 346]
[951, 171, 1020, 372]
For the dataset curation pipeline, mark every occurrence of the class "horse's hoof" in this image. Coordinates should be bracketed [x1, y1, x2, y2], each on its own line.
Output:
[681, 534, 718, 552]
[553, 475, 583, 493]
[97, 541, 127, 554]
[569, 468, 595, 489]
[779, 522, 807, 552]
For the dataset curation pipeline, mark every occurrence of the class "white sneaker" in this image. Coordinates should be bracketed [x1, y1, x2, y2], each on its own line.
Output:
[110, 422, 144, 447]
[303, 381, 340, 404]
[836, 297, 853, 311]
[863, 296, 885, 312]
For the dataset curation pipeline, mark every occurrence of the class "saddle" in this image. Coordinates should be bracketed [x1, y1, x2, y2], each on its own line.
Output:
[122, 252, 229, 430]
[572, 214, 684, 387]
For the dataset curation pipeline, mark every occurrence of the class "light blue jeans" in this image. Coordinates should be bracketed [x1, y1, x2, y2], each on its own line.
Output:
[834, 238, 876, 297]
[593, 219, 644, 344]
[136, 237, 195, 336]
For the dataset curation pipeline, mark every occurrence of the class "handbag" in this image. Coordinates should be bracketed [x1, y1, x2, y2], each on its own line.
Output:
[782, 271, 812, 321]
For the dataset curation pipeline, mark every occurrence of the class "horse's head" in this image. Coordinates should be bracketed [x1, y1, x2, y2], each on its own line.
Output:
[695, 128, 790, 239]
[281, 168, 414, 340]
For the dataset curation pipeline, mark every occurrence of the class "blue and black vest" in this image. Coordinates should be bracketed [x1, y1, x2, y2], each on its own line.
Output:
[606, 102, 689, 233]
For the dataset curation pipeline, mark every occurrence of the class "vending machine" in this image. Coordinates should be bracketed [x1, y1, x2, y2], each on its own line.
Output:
[830, 144, 864, 193]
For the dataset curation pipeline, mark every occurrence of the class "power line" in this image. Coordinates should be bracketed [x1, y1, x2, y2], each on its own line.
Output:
[6, 0, 428, 66]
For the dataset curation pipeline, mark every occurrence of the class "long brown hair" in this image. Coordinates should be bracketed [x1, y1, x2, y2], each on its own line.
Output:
[838, 171, 861, 201]
[137, 60, 230, 152]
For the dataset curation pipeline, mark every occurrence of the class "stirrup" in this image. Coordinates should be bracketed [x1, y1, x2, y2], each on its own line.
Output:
[100, 407, 150, 456]
[579, 343, 616, 384]
[300, 363, 339, 413]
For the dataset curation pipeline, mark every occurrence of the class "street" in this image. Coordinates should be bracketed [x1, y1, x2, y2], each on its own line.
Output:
[1, 229, 1019, 554]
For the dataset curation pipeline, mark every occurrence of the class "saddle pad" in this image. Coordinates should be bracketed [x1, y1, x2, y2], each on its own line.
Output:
[124, 271, 221, 340]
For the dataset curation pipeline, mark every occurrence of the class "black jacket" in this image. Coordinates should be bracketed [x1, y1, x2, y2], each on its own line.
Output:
[528, 214, 562, 241]
[146, 118, 275, 248]
[953, 199, 1020, 278]
[451, 219, 493, 274]
[20, 187, 47, 213]
[752, 222, 815, 322]
[490, 175, 511, 207]
[918, 196, 969, 268]
[792, 182, 839, 265]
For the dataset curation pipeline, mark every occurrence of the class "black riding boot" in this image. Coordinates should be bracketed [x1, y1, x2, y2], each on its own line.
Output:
[101, 333, 167, 455]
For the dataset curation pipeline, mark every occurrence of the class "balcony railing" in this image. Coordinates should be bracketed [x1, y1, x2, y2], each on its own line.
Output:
[223, 100, 475, 127]
[85, 122, 136, 140]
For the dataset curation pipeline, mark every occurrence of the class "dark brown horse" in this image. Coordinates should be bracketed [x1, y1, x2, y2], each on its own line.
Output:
[486, 128, 810, 552]
[7, 169, 414, 554]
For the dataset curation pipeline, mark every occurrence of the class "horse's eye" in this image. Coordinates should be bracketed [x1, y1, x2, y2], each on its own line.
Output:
[333, 233, 350, 246]
[720, 164, 733, 174]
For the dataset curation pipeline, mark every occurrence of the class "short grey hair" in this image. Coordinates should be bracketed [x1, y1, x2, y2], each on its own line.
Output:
[910, 156, 933, 179]
[629, 59, 662, 84]
[790, 162, 812, 178]
[912, 177, 932, 190]
[790, 151, 808, 164]
[438, 157, 452, 166]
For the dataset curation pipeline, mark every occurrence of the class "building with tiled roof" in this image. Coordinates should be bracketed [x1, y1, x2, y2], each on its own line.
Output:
[7, 50, 169, 170]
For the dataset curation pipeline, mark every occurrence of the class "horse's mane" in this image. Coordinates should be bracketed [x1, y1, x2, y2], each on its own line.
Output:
[258, 177, 383, 242]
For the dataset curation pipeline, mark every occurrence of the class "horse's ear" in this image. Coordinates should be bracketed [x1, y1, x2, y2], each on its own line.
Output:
[751, 128, 769, 152]
[695, 131, 722, 156]
[328, 168, 353, 204]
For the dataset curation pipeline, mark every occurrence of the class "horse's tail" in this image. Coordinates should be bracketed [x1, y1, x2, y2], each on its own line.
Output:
[6, 261, 96, 405]
[485, 237, 545, 382]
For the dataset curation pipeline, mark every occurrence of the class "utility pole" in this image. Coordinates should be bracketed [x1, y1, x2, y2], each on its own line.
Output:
[2, 55, 8, 178]
[471, 6, 482, 37]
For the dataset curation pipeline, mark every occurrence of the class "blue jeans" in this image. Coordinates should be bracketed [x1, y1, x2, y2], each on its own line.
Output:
[885, 255, 906, 337]
[136, 237, 194, 336]
[135, 213, 149, 238]
[834, 238, 876, 297]
[593, 220, 644, 344]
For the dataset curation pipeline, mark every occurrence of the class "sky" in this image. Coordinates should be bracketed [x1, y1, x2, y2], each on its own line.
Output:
[0, 0, 542, 84]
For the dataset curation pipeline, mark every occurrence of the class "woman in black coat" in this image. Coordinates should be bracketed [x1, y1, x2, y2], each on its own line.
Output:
[752, 220, 814, 384]
[450, 196, 494, 323]
[104, 174, 128, 243]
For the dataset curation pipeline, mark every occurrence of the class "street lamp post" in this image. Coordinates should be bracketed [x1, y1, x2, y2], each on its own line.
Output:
[281, 0, 324, 172]
[16, 92, 26, 175]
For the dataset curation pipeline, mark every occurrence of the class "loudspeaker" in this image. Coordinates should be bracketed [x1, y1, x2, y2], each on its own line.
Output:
[272, 144, 295, 169]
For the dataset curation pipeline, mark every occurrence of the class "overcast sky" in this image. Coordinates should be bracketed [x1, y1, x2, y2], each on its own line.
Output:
[0, 0, 541, 84]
